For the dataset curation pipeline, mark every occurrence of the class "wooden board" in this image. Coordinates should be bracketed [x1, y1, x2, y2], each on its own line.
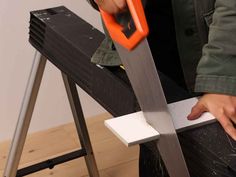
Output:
[105, 112, 160, 146]
[105, 97, 216, 146]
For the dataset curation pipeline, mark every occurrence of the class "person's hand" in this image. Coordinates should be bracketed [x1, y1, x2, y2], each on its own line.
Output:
[187, 93, 236, 140]
[95, 0, 127, 14]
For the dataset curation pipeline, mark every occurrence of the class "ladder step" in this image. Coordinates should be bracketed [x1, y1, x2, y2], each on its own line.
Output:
[16, 149, 86, 177]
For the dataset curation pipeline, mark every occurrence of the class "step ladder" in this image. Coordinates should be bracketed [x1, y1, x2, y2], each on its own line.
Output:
[3, 52, 100, 177]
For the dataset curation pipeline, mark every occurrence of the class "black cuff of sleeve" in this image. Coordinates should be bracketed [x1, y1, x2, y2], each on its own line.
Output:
[88, 0, 99, 10]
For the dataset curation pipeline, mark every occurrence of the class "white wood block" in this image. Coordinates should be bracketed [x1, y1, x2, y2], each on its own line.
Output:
[105, 97, 216, 147]
[168, 97, 216, 132]
[104, 111, 160, 146]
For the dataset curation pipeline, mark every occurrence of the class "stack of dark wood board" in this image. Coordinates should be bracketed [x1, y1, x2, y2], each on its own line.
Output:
[29, 6, 236, 177]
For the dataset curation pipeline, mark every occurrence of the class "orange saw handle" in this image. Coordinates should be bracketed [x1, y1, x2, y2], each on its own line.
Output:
[100, 0, 149, 50]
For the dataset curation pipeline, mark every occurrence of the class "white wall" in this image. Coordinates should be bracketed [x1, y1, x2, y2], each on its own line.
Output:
[0, 0, 105, 141]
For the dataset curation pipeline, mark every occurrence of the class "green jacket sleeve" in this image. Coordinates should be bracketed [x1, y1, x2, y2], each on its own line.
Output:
[195, 0, 236, 95]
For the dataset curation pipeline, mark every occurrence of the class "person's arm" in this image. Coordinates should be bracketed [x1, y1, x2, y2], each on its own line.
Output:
[92, 0, 236, 140]
[188, 0, 236, 140]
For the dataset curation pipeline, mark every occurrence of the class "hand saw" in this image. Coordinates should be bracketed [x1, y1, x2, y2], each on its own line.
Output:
[99, 0, 190, 176]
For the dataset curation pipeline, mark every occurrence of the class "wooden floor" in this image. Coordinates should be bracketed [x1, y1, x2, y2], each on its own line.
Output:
[0, 113, 139, 177]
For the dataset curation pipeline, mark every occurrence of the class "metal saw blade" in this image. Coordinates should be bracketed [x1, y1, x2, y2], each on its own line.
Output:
[115, 38, 190, 177]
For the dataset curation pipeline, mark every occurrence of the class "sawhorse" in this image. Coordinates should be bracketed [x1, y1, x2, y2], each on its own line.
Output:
[3, 52, 99, 177]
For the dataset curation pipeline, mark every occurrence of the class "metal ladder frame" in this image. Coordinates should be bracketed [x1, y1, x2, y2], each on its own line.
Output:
[3, 52, 99, 177]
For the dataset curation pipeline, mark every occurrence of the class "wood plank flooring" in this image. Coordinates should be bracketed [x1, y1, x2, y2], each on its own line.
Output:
[0, 113, 139, 177]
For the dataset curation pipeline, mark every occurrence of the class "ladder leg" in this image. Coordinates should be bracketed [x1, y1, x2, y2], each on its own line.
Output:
[62, 72, 100, 177]
[3, 52, 47, 177]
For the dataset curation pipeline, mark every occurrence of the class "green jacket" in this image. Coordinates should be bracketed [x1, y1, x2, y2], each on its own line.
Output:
[87, 0, 236, 95]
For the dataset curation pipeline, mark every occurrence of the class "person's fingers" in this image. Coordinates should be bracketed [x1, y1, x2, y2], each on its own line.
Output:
[95, 0, 102, 6]
[224, 106, 236, 125]
[95, 0, 117, 14]
[95, 0, 123, 14]
[187, 101, 207, 120]
[111, 0, 127, 11]
[217, 114, 236, 141]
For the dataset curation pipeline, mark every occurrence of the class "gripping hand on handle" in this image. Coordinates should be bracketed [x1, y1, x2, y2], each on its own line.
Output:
[95, 0, 127, 14]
